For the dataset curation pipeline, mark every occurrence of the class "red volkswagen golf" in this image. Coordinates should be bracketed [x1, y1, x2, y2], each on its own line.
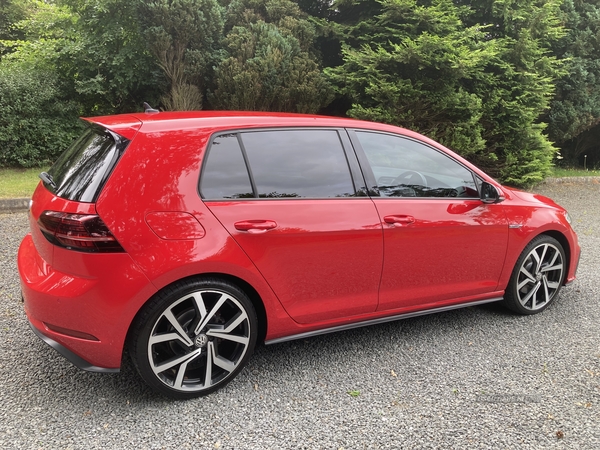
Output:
[18, 111, 580, 399]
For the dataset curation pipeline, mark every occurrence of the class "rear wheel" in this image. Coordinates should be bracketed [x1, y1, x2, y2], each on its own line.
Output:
[503, 235, 566, 315]
[129, 278, 257, 399]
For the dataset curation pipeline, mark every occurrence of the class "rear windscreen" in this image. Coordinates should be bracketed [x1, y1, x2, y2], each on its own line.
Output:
[45, 124, 129, 202]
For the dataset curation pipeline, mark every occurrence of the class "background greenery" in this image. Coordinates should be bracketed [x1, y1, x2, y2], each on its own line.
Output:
[2, 0, 600, 186]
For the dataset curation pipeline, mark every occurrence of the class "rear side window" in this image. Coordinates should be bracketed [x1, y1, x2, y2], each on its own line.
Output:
[201, 129, 356, 199]
[45, 125, 129, 203]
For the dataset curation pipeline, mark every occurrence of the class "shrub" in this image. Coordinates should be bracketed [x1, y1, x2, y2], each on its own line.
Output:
[0, 64, 81, 168]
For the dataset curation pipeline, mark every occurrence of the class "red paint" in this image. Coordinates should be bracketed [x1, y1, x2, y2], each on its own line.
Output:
[18, 111, 581, 370]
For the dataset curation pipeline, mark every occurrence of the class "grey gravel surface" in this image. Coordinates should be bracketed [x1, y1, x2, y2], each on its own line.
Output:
[1, 181, 599, 449]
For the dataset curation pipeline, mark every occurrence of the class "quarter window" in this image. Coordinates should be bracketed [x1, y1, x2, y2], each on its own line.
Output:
[355, 131, 478, 198]
[200, 134, 253, 199]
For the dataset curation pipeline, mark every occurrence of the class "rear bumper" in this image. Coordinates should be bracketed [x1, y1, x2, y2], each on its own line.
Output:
[27, 320, 119, 373]
[18, 233, 157, 369]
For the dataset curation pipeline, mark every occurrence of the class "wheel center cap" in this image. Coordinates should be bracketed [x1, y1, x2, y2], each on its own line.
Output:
[535, 273, 543, 282]
[194, 334, 208, 348]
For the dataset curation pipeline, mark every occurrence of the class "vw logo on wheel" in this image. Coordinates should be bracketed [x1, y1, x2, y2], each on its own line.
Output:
[194, 334, 208, 348]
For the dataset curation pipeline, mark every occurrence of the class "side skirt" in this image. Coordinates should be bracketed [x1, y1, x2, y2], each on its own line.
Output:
[265, 297, 503, 345]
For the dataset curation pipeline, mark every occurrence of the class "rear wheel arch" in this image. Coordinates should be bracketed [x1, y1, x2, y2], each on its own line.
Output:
[126, 273, 268, 349]
[203, 273, 268, 343]
[126, 274, 266, 398]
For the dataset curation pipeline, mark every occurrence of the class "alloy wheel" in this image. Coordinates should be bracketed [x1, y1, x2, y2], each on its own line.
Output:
[515, 242, 564, 311]
[145, 288, 253, 394]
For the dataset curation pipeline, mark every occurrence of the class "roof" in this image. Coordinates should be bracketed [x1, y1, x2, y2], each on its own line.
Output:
[83, 110, 423, 142]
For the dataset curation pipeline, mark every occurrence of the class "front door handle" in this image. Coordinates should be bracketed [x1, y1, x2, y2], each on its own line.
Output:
[234, 220, 278, 234]
[383, 215, 415, 226]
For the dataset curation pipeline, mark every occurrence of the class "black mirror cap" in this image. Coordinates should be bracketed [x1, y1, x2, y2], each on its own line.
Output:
[481, 181, 505, 204]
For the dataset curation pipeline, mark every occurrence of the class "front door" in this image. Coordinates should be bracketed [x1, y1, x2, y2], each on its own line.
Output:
[351, 130, 508, 311]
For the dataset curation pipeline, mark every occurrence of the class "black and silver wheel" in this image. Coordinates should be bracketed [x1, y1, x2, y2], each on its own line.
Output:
[504, 235, 566, 314]
[129, 278, 258, 399]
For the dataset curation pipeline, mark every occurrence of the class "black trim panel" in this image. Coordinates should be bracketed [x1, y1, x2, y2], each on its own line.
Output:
[29, 321, 120, 373]
[265, 297, 504, 345]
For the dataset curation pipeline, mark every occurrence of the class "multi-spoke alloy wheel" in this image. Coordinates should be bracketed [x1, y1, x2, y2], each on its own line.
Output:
[130, 278, 257, 399]
[504, 236, 566, 315]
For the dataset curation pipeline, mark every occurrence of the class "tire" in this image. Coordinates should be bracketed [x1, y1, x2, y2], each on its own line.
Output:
[503, 235, 566, 315]
[129, 278, 258, 399]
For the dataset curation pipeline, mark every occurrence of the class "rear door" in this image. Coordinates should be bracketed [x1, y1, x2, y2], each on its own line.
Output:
[349, 130, 509, 311]
[201, 129, 383, 324]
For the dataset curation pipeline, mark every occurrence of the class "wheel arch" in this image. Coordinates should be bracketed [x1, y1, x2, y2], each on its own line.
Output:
[539, 230, 571, 285]
[124, 272, 269, 355]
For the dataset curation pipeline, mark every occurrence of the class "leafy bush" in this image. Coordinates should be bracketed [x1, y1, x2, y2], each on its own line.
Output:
[0, 64, 81, 168]
[326, 0, 564, 187]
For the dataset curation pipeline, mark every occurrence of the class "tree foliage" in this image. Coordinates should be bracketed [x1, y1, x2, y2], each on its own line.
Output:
[138, 0, 224, 111]
[326, 0, 564, 186]
[57, 0, 161, 114]
[0, 0, 28, 56]
[546, 0, 600, 166]
[0, 63, 81, 167]
[209, 0, 332, 112]
[2, 0, 600, 180]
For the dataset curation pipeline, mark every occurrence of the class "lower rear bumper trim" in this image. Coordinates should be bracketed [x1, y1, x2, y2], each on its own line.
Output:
[28, 321, 119, 373]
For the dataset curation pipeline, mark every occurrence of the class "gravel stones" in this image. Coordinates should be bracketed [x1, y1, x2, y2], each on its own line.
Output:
[0, 181, 599, 449]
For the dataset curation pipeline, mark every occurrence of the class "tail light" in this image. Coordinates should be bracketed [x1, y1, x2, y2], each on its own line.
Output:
[38, 211, 124, 253]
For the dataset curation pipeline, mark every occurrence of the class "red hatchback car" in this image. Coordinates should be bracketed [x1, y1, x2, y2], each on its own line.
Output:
[18, 111, 580, 399]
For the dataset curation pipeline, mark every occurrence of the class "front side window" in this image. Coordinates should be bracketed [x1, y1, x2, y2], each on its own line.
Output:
[355, 131, 478, 198]
[201, 129, 356, 200]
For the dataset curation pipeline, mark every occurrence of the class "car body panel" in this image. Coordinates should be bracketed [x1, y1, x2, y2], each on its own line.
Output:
[372, 198, 509, 310]
[17, 111, 581, 373]
[19, 228, 156, 368]
[205, 199, 383, 323]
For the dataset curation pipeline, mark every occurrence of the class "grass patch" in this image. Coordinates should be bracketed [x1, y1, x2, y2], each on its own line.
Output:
[551, 167, 600, 177]
[0, 166, 598, 199]
[0, 167, 48, 199]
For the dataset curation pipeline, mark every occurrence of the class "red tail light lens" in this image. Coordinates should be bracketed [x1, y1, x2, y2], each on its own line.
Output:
[38, 211, 124, 253]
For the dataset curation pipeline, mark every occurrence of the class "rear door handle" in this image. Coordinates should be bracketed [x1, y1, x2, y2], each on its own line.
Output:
[383, 215, 415, 226]
[234, 220, 278, 234]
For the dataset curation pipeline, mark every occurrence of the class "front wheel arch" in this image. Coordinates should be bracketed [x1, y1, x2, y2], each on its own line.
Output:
[503, 234, 566, 315]
[541, 230, 571, 281]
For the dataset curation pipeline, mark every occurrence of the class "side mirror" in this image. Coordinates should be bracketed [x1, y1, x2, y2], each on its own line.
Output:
[480, 181, 505, 204]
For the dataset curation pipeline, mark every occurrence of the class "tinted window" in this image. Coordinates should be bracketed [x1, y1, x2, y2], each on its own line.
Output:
[201, 134, 253, 199]
[241, 130, 355, 198]
[356, 131, 478, 198]
[47, 126, 129, 202]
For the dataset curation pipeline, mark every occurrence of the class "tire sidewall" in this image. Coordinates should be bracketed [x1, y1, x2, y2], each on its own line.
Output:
[504, 235, 566, 315]
[129, 278, 258, 399]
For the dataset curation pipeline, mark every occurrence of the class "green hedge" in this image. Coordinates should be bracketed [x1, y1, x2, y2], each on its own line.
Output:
[0, 65, 81, 168]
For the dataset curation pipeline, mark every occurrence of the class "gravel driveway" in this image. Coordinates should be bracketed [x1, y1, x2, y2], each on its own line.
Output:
[1, 181, 598, 449]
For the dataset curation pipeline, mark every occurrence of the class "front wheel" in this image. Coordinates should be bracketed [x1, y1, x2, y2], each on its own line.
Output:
[503, 235, 566, 315]
[129, 278, 258, 399]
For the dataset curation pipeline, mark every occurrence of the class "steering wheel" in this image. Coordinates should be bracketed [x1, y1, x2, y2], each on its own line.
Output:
[392, 170, 428, 187]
